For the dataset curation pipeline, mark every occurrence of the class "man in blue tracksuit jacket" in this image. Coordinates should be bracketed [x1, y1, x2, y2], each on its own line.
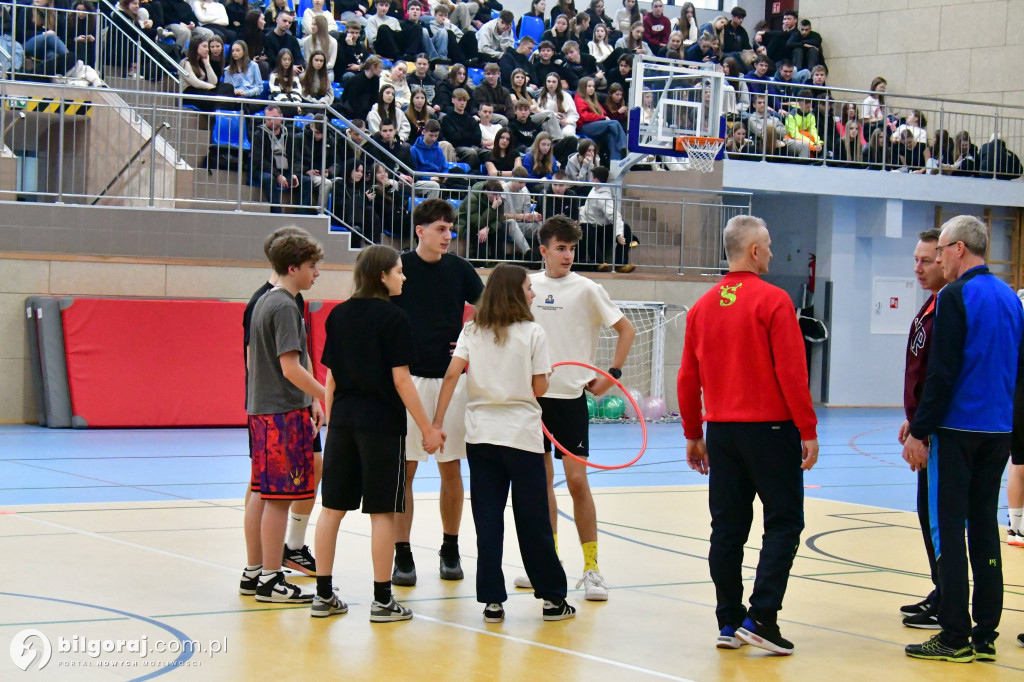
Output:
[902, 214, 1024, 663]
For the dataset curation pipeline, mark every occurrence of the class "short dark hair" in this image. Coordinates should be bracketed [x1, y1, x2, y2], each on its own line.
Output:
[263, 226, 308, 259]
[538, 40, 556, 51]
[591, 165, 609, 183]
[799, 18, 811, 27]
[618, 53, 632, 66]
[539, 215, 582, 247]
[268, 230, 324, 276]
[797, 89, 813, 99]
[379, 118, 395, 129]
[511, 166, 530, 179]
[731, 6, 746, 17]
[778, 59, 794, 69]
[783, 9, 798, 19]
[918, 228, 941, 243]
[484, 179, 503, 192]
[414, 197, 456, 229]
[423, 118, 441, 133]
[499, 9, 514, 24]
[754, 54, 770, 65]
[352, 245, 401, 300]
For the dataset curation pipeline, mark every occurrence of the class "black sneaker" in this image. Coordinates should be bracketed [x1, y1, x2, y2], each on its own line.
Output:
[900, 597, 932, 617]
[973, 640, 996, 662]
[392, 552, 417, 587]
[483, 603, 505, 623]
[239, 566, 261, 596]
[736, 617, 794, 655]
[439, 548, 465, 581]
[1017, 633, 1024, 647]
[902, 608, 940, 630]
[716, 624, 746, 649]
[370, 597, 413, 623]
[542, 599, 576, 621]
[905, 635, 974, 662]
[254, 571, 314, 603]
[283, 545, 317, 576]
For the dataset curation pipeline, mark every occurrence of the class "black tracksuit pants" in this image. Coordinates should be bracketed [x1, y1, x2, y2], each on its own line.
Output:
[929, 429, 1009, 646]
[706, 421, 805, 630]
[467, 442, 567, 604]
[915, 467, 940, 606]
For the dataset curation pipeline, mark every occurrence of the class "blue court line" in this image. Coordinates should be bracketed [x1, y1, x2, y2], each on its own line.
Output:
[0, 592, 194, 681]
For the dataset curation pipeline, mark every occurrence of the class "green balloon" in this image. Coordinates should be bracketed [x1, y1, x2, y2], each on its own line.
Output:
[586, 394, 598, 419]
[599, 395, 626, 419]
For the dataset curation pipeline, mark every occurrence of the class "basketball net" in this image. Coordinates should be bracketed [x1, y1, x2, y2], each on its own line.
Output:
[675, 136, 724, 173]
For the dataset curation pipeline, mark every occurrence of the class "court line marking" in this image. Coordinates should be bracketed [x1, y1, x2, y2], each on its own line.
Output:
[13, 514, 241, 574]
[413, 612, 698, 681]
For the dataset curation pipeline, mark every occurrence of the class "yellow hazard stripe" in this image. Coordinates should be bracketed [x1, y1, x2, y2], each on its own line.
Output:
[4, 98, 92, 115]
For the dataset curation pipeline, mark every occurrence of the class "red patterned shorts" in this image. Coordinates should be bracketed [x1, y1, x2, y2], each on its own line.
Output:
[249, 408, 315, 500]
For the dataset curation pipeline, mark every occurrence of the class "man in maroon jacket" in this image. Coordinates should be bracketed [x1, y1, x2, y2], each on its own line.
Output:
[897, 228, 947, 629]
[678, 215, 818, 656]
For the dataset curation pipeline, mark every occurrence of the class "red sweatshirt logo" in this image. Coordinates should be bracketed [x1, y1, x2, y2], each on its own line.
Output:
[719, 283, 743, 307]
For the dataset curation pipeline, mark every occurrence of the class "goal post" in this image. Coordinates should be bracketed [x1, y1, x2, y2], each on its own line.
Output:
[596, 301, 668, 402]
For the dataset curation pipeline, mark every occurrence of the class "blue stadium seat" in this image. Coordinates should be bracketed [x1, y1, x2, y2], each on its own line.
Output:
[296, 0, 314, 18]
[293, 114, 315, 129]
[261, 80, 270, 98]
[331, 118, 349, 130]
[447, 162, 470, 173]
[491, 9, 499, 19]
[468, 68, 484, 86]
[380, 58, 393, 68]
[332, 84, 344, 100]
[517, 15, 544, 47]
[211, 110, 251, 150]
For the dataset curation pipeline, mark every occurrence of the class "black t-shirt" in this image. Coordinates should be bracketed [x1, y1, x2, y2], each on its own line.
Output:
[392, 250, 484, 378]
[322, 298, 416, 434]
[243, 281, 304, 407]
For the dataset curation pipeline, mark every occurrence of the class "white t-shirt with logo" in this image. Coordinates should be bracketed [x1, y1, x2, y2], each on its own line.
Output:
[529, 271, 624, 399]
[454, 320, 551, 453]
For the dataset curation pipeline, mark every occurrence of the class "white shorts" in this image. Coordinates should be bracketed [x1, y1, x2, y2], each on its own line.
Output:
[406, 374, 467, 462]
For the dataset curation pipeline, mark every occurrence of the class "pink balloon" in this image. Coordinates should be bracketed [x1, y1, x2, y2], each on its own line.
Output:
[624, 388, 644, 419]
[642, 396, 666, 420]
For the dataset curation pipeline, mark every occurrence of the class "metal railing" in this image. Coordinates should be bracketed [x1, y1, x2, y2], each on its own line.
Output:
[0, 1, 180, 103]
[722, 80, 1024, 179]
[321, 111, 753, 273]
[0, 81, 330, 209]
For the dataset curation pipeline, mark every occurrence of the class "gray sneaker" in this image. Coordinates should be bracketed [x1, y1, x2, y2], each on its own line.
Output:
[370, 598, 413, 623]
[310, 593, 348, 618]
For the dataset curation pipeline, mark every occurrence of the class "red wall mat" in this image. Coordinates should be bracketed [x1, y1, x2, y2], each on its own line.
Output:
[61, 299, 247, 427]
[307, 301, 474, 386]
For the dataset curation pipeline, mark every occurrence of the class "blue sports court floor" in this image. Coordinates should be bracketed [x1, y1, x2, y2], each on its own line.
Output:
[2, 408, 1022, 680]
[0, 407, 994, 513]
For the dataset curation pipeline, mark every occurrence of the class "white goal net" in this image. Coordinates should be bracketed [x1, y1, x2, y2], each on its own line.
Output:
[596, 301, 669, 400]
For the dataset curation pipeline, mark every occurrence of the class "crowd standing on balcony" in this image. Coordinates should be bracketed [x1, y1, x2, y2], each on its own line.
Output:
[0, 0, 1020, 253]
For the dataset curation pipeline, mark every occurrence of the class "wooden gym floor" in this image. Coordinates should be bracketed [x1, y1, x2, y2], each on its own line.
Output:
[1, 408, 1022, 681]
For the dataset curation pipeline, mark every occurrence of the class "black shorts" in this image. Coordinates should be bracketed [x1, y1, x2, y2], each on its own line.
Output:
[1012, 447, 1024, 466]
[321, 427, 407, 514]
[248, 410, 322, 457]
[538, 394, 589, 460]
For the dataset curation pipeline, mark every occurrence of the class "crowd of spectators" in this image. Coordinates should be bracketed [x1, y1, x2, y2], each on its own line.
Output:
[1, 0, 1020, 253]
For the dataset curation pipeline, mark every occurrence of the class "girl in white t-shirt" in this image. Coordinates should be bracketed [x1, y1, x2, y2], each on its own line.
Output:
[433, 264, 575, 624]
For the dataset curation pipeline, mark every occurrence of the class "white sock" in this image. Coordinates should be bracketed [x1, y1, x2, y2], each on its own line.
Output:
[243, 564, 262, 575]
[259, 569, 279, 582]
[1009, 508, 1023, 532]
[286, 513, 311, 550]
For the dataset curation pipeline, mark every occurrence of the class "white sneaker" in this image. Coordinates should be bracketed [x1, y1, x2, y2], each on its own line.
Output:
[513, 575, 532, 589]
[576, 569, 608, 601]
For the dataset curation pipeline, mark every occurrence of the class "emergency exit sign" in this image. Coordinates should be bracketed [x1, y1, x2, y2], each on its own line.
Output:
[772, 2, 780, 12]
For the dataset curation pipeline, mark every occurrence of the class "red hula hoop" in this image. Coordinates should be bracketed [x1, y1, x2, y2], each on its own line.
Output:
[541, 361, 648, 470]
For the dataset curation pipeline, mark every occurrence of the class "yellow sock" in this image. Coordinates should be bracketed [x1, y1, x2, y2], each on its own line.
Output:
[582, 541, 599, 573]
[553, 533, 559, 556]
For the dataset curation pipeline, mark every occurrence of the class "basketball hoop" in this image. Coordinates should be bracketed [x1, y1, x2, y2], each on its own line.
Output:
[674, 136, 724, 173]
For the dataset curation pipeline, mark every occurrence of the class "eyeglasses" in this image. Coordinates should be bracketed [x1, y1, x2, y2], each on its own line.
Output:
[934, 240, 962, 255]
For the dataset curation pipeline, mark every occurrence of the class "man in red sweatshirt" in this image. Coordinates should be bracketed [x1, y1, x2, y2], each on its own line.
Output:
[678, 214, 818, 656]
